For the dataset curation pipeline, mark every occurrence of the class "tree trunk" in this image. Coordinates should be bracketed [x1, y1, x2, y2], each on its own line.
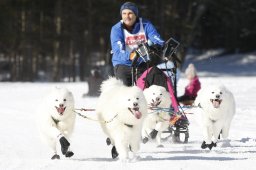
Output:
[52, 0, 62, 81]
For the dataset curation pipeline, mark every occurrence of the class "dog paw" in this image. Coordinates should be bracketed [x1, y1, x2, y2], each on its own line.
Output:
[59, 136, 70, 155]
[157, 144, 164, 148]
[149, 129, 158, 139]
[201, 141, 217, 150]
[106, 137, 111, 145]
[111, 146, 119, 159]
[142, 137, 149, 144]
[201, 141, 208, 149]
[207, 141, 217, 150]
[208, 144, 213, 150]
[210, 141, 217, 148]
[65, 151, 74, 157]
[51, 154, 60, 160]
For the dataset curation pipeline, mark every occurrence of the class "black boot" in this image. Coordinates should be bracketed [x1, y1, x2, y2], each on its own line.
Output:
[208, 141, 217, 150]
[111, 146, 119, 159]
[149, 129, 158, 139]
[59, 136, 70, 155]
[142, 137, 149, 144]
[106, 137, 111, 145]
[201, 141, 207, 149]
[51, 154, 60, 160]
[65, 151, 74, 157]
[201, 141, 217, 150]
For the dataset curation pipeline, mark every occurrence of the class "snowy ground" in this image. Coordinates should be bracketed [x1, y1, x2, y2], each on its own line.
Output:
[0, 51, 256, 170]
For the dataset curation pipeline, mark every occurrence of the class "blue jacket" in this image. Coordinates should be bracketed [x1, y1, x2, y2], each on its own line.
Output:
[110, 18, 164, 67]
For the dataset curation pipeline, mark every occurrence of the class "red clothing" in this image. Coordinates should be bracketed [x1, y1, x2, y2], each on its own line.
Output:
[184, 76, 201, 98]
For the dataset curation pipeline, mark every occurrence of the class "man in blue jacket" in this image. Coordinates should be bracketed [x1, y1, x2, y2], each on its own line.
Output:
[110, 2, 165, 86]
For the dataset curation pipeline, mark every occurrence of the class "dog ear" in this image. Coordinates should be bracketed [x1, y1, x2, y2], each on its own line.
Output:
[221, 85, 229, 94]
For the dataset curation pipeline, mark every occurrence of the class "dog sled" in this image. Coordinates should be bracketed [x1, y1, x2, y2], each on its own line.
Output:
[133, 37, 190, 143]
[77, 38, 190, 146]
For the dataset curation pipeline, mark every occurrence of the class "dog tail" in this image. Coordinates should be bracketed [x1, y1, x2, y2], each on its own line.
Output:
[100, 77, 124, 93]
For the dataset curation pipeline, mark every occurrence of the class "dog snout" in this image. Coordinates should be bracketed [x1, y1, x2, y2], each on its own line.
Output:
[216, 94, 220, 99]
[156, 97, 160, 101]
[59, 104, 64, 107]
[133, 102, 138, 107]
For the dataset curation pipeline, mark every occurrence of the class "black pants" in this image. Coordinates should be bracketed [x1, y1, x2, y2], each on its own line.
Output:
[114, 64, 147, 86]
[177, 95, 196, 105]
[177, 95, 195, 102]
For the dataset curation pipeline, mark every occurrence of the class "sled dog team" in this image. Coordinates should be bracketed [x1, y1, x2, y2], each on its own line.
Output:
[37, 77, 235, 161]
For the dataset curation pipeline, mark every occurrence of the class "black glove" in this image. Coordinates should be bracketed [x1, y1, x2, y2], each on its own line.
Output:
[136, 43, 150, 58]
[142, 137, 149, 144]
[149, 44, 163, 54]
[106, 137, 111, 145]
[149, 129, 158, 139]
[111, 146, 119, 159]
[59, 136, 70, 155]
[201, 141, 217, 150]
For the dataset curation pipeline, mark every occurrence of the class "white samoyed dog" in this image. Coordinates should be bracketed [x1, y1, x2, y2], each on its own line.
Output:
[96, 77, 147, 161]
[194, 84, 235, 150]
[37, 87, 76, 159]
[142, 85, 172, 147]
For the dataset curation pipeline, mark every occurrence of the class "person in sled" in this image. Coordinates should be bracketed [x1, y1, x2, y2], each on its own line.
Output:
[178, 63, 201, 105]
[110, 1, 165, 86]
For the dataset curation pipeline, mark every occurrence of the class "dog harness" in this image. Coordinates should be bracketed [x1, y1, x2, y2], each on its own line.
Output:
[51, 116, 60, 125]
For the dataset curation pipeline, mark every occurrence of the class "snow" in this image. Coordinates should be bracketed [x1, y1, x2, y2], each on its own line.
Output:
[0, 51, 256, 170]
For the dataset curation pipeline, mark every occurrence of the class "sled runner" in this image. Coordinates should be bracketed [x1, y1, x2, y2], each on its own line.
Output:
[134, 37, 190, 143]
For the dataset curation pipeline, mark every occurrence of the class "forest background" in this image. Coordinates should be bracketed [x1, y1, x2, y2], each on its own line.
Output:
[0, 0, 255, 81]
